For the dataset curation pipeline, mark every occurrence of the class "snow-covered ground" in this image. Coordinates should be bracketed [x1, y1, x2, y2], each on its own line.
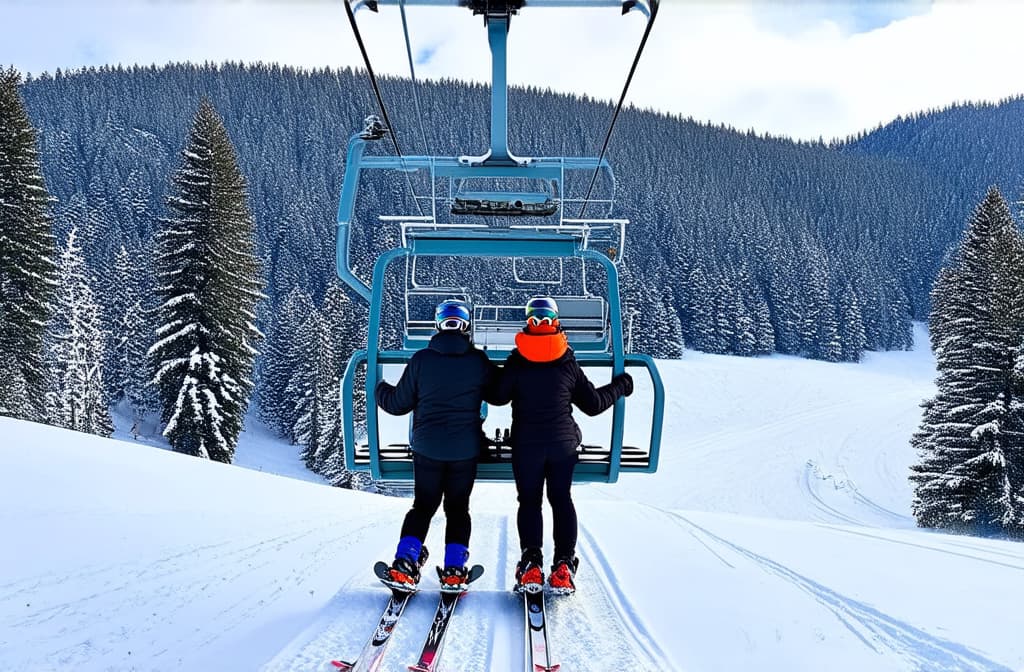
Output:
[4, 323, 1024, 672]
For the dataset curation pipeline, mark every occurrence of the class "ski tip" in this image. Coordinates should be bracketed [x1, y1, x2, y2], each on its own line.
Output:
[326, 660, 353, 671]
[408, 665, 431, 672]
[373, 560, 392, 578]
[534, 665, 560, 672]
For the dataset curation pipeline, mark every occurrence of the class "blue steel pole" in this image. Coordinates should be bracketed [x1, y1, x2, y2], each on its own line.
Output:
[486, 16, 511, 163]
[336, 134, 372, 302]
[581, 249, 624, 482]
[341, 350, 368, 472]
[365, 247, 410, 478]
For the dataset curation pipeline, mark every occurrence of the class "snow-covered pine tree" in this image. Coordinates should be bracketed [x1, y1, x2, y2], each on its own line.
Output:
[313, 283, 364, 481]
[258, 287, 317, 438]
[837, 283, 867, 362]
[654, 287, 684, 358]
[292, 310, 326, 463]
[0, 68, 57, 420]
[108, 245, 159, 435]
[1011, 337, 1024, 531]
[286, 310, 322, 450]
[910, 187, 1024, 535]
[48, 227, 113, 437]
[150, 99, 264, 463]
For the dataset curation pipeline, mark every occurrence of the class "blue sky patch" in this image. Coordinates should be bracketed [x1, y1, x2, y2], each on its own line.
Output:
[754, 0, 933, 37]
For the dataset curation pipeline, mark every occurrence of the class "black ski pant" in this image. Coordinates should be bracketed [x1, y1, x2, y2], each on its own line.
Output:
[512, 452, 579, 562]
[400, 453, 478, 547]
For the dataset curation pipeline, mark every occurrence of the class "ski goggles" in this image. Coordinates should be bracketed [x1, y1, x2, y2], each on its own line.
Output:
[525, 307, 558, 326]
[526, 315, 555, 327]
[438, 317, 470, 331]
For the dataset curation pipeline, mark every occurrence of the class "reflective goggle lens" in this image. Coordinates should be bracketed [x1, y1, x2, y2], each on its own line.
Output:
[527, 316, 554, 326]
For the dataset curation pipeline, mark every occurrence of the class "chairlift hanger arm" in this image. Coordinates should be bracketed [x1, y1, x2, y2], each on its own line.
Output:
[357, 0, 648, 13]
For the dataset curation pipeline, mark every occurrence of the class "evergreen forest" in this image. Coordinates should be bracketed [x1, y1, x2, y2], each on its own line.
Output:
[6, 63, 1024, 511]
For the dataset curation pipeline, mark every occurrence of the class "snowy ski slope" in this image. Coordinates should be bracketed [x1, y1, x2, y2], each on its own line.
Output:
[3, 324, 1023, 671]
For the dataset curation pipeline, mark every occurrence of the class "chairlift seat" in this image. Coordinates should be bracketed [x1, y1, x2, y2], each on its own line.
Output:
[451, 190, 557, 217]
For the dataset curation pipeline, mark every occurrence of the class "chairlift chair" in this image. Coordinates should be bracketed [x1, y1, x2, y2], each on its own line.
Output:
[336, 0, 664, 483]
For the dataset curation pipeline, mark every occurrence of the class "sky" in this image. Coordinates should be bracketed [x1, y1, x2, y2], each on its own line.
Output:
[5, 324, 1024, 671]
[3, 1, 1024, 140]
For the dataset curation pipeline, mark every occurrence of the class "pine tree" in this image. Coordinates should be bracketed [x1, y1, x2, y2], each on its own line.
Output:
[0, 68, 57, 420]
[286, 311, 322, 449]
[150, 99, 264, 463]
[107, 244, 160, 436]
[0, 352, 29, 418]
[258, 287, 317, 437]
[651, 287, 684, 358]
[315, 283, 364, 481]
[1010, 338, 1024, 530]
[837, 283, 867, 362]
[48, 227, 114, 437]
[910, 187, 1024, 535]
[292, 319, 321, 448]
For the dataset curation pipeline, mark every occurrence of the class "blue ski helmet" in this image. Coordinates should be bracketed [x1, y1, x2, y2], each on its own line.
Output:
[525, 296, 559, 325]
[435, 299, 471, 332]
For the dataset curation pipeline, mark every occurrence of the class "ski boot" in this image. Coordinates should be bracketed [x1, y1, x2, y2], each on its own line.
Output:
[437, 565, 471, 593]
[384, 544, 429, 591]
[514, 547, 545, 594]
[436, 543, 472, 593]
[548, 555, 579, 596]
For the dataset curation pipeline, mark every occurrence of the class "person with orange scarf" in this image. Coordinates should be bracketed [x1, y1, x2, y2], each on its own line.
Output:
[492, 297, 633, 595]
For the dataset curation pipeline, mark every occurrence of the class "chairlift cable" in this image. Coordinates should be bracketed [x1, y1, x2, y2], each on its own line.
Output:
[398, 0, 430, 154]
[577, 0, 659, 219]
[343, 0, 426, 216]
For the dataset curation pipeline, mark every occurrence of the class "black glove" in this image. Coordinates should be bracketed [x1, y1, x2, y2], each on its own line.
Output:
[614, 372, 633, 397]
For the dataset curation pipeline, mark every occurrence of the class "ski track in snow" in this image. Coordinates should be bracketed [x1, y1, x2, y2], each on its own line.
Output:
[811, 524, 1024, 572]
[668, 512, 1013, 672]
[262, 514, 516, 672]
[673, 388, 917, 530]
[800, 460, 866, 527]
[568, 525, 675, 671]
[262, 511, 679, 672]
[2, 519, 379, 671]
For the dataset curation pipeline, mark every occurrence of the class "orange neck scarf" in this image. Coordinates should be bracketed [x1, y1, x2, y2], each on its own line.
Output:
[515, 324, 569, 363]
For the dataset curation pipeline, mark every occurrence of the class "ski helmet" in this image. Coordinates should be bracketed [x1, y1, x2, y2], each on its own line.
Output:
[435, 299, 471, 332]
[525, 296, 559, 326]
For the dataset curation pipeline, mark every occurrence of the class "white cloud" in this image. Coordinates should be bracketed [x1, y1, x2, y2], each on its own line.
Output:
[4, 1, 1024, 141]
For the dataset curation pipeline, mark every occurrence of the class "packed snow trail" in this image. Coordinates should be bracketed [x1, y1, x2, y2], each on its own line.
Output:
[7, 336, 1024, 672]
[580, 500, 1023, 672]
[262, 509, 676, 671]
[669, 512, 1015, 672]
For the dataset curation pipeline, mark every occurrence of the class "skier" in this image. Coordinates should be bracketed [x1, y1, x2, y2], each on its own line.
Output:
[493, 297, 633, 594]
[375, 299, 498, 591]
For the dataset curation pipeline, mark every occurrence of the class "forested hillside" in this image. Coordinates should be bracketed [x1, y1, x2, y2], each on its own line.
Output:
[840, 96, 1024, 230]
[23, 63, 986, 358]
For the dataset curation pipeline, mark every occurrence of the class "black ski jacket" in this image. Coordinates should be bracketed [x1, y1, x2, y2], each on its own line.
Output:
[492, 346, 629, 459]
[375, 330, 498, 461]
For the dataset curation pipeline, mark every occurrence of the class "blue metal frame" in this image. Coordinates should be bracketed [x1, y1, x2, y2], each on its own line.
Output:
[336, 0, 663, 483]
[343, 346, 664, 483]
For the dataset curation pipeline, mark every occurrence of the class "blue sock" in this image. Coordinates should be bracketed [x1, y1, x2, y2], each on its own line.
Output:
[395, 536, 422, 564]
[444, 543, 469, 568]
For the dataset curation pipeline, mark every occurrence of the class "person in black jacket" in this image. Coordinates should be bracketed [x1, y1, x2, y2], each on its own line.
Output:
[375, 299, 498, 591]
[492, 297, 632, 594]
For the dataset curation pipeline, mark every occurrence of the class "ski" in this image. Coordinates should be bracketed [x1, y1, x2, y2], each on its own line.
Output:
[522, 588, 559, 672]
[325, 562, 418, 672]
[407, 564, 484, 672]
